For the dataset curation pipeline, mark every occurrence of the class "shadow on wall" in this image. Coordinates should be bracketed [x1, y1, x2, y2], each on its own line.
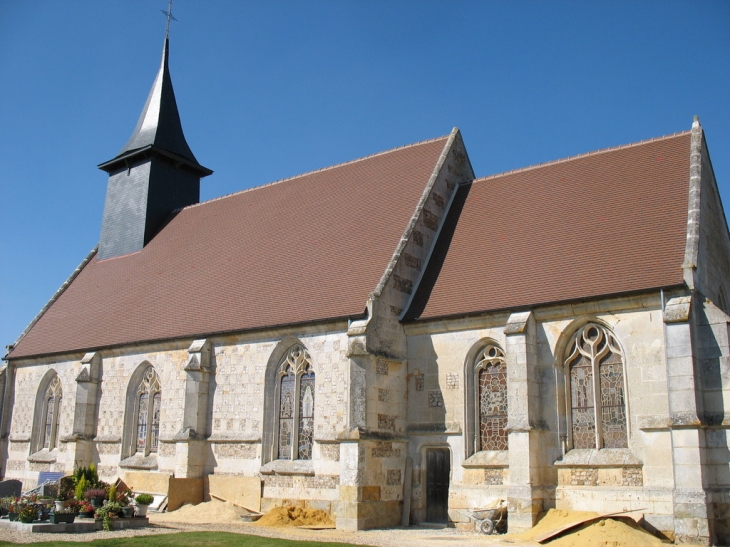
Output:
[696, 301, 730, 543]
[406, 336, 448, 525]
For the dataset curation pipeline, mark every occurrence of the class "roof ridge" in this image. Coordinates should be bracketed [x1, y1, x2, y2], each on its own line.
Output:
[185, 134, 450, 209]
[475, 130, 691, 182]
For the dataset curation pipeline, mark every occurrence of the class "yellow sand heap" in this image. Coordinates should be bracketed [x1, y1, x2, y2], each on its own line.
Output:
[512, 509, 599, 541]
[150, 498, 247, 524]
[255, 505, 334, 527]
[548, 517, 665, 547]
[509, 509, 665, 547]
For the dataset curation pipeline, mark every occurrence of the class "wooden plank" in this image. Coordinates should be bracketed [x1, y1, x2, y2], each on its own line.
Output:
[534, 510, 645, 543]
[210, 493, 262, 515]
[208, 475, 261, 512]
[402, 457, 413, 527]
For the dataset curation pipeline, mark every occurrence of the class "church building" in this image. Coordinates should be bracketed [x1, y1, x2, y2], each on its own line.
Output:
[2, 35, 729, 546]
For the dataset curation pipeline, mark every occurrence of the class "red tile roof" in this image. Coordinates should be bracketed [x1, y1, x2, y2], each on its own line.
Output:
[406, 132, 691, 321]
[9, 137, 450, 359]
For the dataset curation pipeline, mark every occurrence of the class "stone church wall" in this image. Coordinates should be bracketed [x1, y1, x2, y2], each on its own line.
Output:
[6, 356, 79, 488]
[1, 323, 351, 495]
[404, 293, 681, 537]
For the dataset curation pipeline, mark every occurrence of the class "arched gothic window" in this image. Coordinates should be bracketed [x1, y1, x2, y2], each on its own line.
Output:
[565, 323, 627, 449]
[475, 344, 508, 451]
[276, 345, 315, 460]
[43, 376, 62, 450]
[135, 367, 161, 456]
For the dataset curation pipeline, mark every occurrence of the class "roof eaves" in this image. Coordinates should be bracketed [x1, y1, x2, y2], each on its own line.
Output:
[404, 283, 688, 326]
[5, 311, 365, 362]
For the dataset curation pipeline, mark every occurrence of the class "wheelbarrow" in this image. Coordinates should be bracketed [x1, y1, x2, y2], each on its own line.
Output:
[459, 502, 508, 534]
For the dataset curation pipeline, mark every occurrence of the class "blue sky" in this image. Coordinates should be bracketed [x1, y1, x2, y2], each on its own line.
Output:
[1, 1, 729, 352]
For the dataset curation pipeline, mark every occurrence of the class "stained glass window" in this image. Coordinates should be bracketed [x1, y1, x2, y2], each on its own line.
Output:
[298, 371, 315, 459]
[135, 367, 161, 455]
[276, 345, 315, 460]
[278, 372, 295, 459]
[565, 324, 627, 450]
[42, 377, 62, 450]
[137, 393, 149, 452]
[44, 397, 54, 449]
[475, 345, 508, 451]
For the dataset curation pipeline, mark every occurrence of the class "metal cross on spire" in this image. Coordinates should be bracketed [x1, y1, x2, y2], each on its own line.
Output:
[161, 0, 177, 39]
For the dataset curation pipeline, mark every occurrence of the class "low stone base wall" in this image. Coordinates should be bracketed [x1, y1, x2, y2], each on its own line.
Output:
[0, 516, 149, 533]
[337, 499, 402, 531]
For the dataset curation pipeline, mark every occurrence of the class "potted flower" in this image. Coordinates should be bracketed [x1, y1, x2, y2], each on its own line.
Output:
[78, 501, 94, 518]
[50, 506, 76, 524]
[84, 488, 107, 508]
[8, 498, 22, 521]
[134, 493, 154, 517]
[18, 504, 36, 524]
[54, 494, 66, 513]
[95, 501, 121, 531]
[113, 485, 134, 518]
[38, 495, 53, 507]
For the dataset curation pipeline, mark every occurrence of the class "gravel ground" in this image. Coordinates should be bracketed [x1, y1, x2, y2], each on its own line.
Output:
[0, 517, 536, 547]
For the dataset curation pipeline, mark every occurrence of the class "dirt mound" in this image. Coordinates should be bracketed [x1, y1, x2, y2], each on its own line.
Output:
[255, 505, 334, 527]
[150, 498, 247, 524]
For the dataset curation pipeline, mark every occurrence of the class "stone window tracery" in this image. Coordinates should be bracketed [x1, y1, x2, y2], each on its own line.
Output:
[565, 323, 627, 450]
[475, 344, 508, 451]
[135, 367, 161, 456]
[276, 345, 315, 460]
[42, 376, 62, 450]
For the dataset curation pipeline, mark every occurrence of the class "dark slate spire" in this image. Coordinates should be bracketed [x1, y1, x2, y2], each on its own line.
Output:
[98, 38, 210, 175]
[97, 35, 212, 261]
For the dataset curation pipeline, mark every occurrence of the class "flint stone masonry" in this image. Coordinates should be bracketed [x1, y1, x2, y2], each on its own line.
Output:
[446, 373, 459, 389]
[484, 469, 504, 485]
[428, 390, 444, 407]
[372, 442, 401, 458]
[415, 374, 424, 391]
[386, 469, 402, 485]
[214, 443, 257, 459]
[319, 444, 340, 461]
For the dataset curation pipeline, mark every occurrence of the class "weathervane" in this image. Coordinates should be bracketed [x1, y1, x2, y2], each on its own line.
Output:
[161, 0, 177, 39]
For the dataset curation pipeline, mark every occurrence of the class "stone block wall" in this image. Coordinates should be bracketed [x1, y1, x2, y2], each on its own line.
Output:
[210, 330, 349, 445]
[696, 298, 730, 544]
[402, 294, 696, 539]
[688, 125, 730, 311]
[367, 129, 474, 360]
[5, 356, 80, 487]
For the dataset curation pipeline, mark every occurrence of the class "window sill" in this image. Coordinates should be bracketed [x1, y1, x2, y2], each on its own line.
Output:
[462, 450, 509, 469]
[553, 448, 642, 468]
[119, 453, 158, 470]
[28, 449, 57, 464]
[260, 459, 314, 476]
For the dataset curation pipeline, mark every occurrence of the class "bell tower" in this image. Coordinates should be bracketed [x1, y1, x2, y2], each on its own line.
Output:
[97, 35, 212, 260]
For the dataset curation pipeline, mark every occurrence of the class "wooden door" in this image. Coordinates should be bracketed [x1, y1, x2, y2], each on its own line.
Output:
[426, 448, 450, 522]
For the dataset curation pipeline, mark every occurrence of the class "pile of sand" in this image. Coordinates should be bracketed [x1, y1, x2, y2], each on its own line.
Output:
[255, 505, 334, 527]
[150, 498, 248, 524]
[514, 509, 600, 541]
[548, 517, 665, 547]
[511, 509, 665, 547]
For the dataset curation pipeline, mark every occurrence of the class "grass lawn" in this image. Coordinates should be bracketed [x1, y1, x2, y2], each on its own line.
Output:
[0, 531, 364, 547]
